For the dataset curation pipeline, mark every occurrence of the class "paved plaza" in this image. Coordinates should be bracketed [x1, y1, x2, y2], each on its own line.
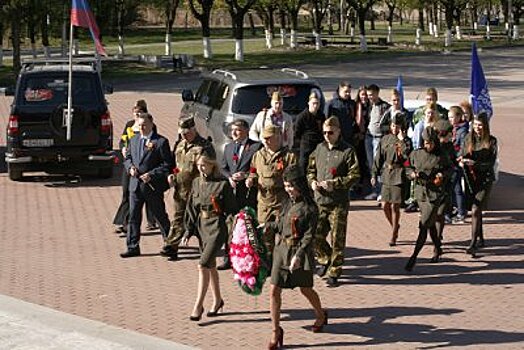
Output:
[0, 47, 523, 349]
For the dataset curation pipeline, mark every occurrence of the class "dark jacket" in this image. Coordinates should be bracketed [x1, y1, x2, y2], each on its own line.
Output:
[124, 132, 173, 193]
[293, 108, 326, 171]
[326, 91, 356, 145]
[461, 134, 498, 186]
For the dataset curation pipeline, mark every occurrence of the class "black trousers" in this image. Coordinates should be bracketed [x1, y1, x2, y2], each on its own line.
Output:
[127, 185, 171, 250]
[113, 170, 156, 227]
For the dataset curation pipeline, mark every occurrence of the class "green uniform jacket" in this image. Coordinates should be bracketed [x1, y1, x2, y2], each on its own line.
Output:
[406, 147, 453, 205]
[461, 134, 498, 188]
[307, 139, 360, 206]
[372, 134, 413, 186]
[184, 176, 237, 266]
[172, 135, 215, 201]
[249, 146, 297, 207]
[269, 198, 318, 288]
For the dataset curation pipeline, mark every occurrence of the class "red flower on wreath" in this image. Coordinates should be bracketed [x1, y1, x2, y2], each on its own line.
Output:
[172, 167, 180, 174]
[330, 167, 337, 176]
[250, 167, 257, 174]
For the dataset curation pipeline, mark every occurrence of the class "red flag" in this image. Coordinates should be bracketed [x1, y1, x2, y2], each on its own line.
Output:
[71, 0, 107, 56]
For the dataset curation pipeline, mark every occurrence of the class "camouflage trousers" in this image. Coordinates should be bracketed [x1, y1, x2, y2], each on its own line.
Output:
[165, 197, 187, 249]
[258, 202, 282, 258]
[315, 204, 349, 278]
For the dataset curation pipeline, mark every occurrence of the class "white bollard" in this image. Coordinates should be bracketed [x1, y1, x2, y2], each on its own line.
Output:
[456, 25, 463, 40]
[445, 29, 452, 46]
[280, 28, 286, 46]
[203, 37, 212, 59]
[265, 29, 272, 49]
[314, 31, 321, 51]
[359, 34, 368, 52]
[290, 29, 297, 48]
[235, 39, 244, 61]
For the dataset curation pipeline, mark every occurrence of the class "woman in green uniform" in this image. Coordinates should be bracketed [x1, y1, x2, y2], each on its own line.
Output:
[182, 154, 236, 321]
[267, 165, 326, 349]
[405, 127, 452, 271]
[371, 113, 413, 246]
[459, 112, 498, 256]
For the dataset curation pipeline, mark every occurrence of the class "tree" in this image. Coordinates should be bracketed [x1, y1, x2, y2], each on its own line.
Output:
[187, 0, 215, 58]
[254, 0, 278, 49]
[384, 0, 398, 42]
[224, 0, 257, 61]
[308, 0, 330, 50]
[149, 0, 182, 56]
[347, 0, 376, 51]
[282, 0, 307, 48]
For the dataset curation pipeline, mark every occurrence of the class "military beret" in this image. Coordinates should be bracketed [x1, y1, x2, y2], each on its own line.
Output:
[271, 91, 283, 102]
[179, 117, 195, 129]
[433, 119, 453, 135]
[422, 126, 439, 143]
[261, 124, 282, 138]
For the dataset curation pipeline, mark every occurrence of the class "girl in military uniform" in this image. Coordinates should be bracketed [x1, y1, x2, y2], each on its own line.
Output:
[371, 113, 413, 246]
[459, 112, 498, 256]
[267, 165, 327, 350]
[182, 154, 236, 321]
[405, 127, 453, 271]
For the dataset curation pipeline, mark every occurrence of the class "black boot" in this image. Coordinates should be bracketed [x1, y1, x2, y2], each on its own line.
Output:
[430, 246, 443, 263]
[405, 256, 416, 271]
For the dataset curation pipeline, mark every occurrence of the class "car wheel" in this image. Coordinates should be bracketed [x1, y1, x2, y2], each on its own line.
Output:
[8, 164, 23, 181]
[97, 167, 113, 179]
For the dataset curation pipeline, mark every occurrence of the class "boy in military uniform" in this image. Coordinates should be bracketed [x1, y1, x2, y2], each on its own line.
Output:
[307, 117, 360, 287]
[162, 117, 215, 260]
[246, 124, 296, 259]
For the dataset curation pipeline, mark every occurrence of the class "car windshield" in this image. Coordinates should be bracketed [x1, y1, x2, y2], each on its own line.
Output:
[232, 84, 320, 115]
[20, 74, 100, 107]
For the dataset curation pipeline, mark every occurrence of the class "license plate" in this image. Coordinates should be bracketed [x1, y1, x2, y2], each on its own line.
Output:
[22, 138, 54, 147]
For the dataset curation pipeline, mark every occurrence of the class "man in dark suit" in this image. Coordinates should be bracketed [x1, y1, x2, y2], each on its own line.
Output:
[121, 113, 173, 258]
[218, 119, 261, 269]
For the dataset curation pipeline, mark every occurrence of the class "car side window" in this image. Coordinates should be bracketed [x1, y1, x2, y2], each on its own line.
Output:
[195, 79, 213, 105]
[209, 82, 229, 110]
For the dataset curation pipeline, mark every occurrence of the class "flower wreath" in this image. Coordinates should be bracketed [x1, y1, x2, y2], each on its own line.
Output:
[229, 207, 269, 296]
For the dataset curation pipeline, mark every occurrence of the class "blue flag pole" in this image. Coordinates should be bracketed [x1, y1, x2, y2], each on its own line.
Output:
[470, 43, 493, 120]
[396, 75, 404, 109]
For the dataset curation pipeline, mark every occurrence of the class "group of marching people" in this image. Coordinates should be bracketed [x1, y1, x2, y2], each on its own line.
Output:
[111, 82, 498, 349]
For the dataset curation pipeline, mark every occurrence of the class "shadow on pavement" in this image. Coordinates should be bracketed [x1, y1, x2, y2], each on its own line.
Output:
[339, 240, 524, 286]
[283, 307, 524, 348]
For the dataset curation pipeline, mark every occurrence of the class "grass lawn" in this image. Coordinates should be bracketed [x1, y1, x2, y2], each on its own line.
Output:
[1, 23, 522, 85]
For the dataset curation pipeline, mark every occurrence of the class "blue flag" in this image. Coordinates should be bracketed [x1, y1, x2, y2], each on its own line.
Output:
[470, 43, 493, 119]
[396, 75, 404, 109]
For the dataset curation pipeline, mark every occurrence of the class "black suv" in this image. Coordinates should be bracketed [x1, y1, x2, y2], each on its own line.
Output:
[180, 68, 324, 157]
[4, 59, 114, 181]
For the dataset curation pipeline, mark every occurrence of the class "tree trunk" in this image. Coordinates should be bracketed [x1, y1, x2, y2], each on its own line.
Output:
[418, 6, 424, 31]
[234, 15, 245, 61]
[0, 23, 4, 67]
[280, 9, 287, 45]
[248, 12, 256, 36]
[12, 16, 21, 73]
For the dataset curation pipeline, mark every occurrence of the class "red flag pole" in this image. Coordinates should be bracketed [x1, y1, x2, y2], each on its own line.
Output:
[66, 15, 74, 141]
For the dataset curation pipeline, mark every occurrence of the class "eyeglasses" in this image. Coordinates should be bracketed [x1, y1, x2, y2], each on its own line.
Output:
[323, 131, 334, 135]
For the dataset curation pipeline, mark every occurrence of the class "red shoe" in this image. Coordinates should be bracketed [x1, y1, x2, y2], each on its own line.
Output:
[268, 327, 284, 349]
[312, 310, 328, 333]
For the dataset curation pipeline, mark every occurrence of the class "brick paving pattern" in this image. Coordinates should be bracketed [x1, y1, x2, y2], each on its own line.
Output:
[0, 48, 523, 349]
